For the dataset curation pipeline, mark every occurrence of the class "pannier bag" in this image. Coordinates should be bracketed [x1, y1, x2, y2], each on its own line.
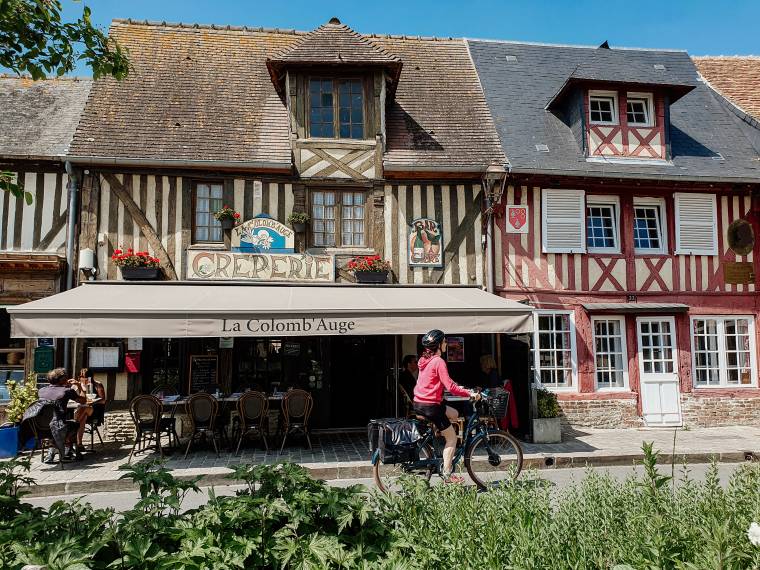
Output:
[368, 418, 422, 464]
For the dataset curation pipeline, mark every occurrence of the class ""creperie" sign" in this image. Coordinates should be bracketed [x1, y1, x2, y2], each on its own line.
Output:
[187, 251, 334, 282]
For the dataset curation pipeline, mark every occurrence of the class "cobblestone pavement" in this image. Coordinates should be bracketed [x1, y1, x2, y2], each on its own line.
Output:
[20, 425, 760, 496]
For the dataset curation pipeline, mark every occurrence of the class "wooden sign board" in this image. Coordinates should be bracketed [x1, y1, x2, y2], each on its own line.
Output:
[231, 214, 294, 253]
[723, 262, 755, 285]
[408, 218, 443, 268]
[189, 354, 218, 394]
[187, 251, 334, 282]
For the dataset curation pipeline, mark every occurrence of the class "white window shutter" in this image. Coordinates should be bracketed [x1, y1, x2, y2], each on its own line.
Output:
[542, 189, 586, 253]
[674, 193, 717, 255]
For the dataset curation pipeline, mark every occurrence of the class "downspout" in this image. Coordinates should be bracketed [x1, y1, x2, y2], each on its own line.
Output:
[63, 161, 81, 371]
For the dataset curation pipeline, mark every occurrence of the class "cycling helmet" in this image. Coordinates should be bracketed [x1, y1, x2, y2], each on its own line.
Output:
[421, 329, 446, 348]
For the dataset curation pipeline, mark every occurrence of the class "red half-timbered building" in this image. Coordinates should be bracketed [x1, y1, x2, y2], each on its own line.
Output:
[470, 41, 760, 428]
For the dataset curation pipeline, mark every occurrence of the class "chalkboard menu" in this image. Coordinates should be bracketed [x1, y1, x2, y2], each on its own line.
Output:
[189, 354, 218, 393]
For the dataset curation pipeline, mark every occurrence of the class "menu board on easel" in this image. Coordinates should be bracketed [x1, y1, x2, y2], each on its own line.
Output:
[188, 354, 218, 393]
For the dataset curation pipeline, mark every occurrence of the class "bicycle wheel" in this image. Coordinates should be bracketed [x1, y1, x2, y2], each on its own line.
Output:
[464, 429, 524, 490]
[373, 442, 435, 494]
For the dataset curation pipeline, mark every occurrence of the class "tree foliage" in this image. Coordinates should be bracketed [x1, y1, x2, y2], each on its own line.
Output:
[0, 0, 129, 80]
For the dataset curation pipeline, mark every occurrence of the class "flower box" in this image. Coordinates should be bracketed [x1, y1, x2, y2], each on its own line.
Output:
[355, 270, 388, 284]
[291, 222, 306, 233]
[121, 267, 162, 281]
[220, 218, 235, 230]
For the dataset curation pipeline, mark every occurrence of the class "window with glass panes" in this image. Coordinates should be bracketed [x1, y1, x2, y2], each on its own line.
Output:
[639, 320, 675, 374]
[626, 98, 650, 125]
[586, 203, 618, 250]
[193, 182, 224, 243]
[593, 318, 627, 389]
[633, 204, 664, 251]
[535, 313, 574, 388]
[308, 78, 364, 139]
[311, 190, 366, 247]
[589, 95, 616, 124]
[692, 317, 755, 387]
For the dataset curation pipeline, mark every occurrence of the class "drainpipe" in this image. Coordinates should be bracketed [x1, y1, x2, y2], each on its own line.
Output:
[63, 161, 81, 372]
[482, 162, 509, 359]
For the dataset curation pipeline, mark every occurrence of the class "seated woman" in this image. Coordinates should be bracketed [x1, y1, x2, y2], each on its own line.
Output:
[71, 368, 106, 451]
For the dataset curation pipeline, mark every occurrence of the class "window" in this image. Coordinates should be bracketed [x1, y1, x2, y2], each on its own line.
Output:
[626, 93, 653, 126]
[692, 317, 756, 387]
[633, 198, 667, 254]
[534, 312, 575, 389]
[541, 189, 586, 253]
[193, 182, 224, 243]
[311, 190, 366, 247]
[592, 317, 628, 390]
[586, 196, 620, 253]
[639, 319, 675, 374]
[308, 78, 365, 139]
[589, 92, 618, 124]
[674, 193, 718, 255]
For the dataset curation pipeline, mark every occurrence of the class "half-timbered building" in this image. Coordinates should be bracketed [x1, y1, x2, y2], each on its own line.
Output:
[0, 76, 90, 411]
[469, 40, 760, 428]
[8, 19, 537, 432]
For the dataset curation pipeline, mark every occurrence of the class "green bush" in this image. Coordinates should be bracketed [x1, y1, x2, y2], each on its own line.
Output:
[5, 373, 38, 424]
[536, 386, 561, 418]
[2, 446, 760, 568]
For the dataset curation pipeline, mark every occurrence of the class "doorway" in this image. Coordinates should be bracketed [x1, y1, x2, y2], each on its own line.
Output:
[636, 317, 682, 426]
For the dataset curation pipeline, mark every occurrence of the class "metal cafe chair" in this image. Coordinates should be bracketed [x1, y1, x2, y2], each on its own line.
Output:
[150, 386, 181, 449]
[84, 404, 106, 451]
[184, 393, 221, 459]
[128, 395, 164, 463]
[233, 391, 269, 454]
[279, 389, 314, 454]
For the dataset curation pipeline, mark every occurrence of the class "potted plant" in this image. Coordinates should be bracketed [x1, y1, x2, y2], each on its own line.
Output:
[214, 205, 241, 230]
[532, 386, 562, 443]
[0, 374, 38, 458]
[112, 248, 163, 280]
[347, 255, 391, 284]
[287, 211, 310, 233]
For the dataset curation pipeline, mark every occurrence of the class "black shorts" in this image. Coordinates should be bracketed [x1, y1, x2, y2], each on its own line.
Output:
[412, 402, 451, 431]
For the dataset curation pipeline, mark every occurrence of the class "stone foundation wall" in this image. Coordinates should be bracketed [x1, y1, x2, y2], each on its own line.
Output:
[681, 393, 760, 428]
[557, 398, 642, 429]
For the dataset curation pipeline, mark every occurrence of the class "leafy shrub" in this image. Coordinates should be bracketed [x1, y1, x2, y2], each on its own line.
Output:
[287, 211, 310, 225]
[5, 373, 38, 424]
[2, 446, 760, 568]
[536, 386, 561, 418]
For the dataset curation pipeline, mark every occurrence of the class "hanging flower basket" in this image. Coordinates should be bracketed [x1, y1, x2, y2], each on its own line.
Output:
[214, 205, 241, 230]
[112, 248, 163, 281]
[347, 255, 391, 284]
[287, 212, 310, 233]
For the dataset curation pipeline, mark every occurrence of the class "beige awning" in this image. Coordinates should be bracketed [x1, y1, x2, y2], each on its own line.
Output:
[8, 282, 533, 338]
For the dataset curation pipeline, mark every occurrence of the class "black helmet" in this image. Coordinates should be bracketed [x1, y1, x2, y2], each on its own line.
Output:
[421, 329, 445, 348]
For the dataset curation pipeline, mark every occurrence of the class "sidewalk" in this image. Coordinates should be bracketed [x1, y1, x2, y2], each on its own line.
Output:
[19, 426, 760, 497]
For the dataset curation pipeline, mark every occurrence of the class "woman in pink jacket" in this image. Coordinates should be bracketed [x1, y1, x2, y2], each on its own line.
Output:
[413, 329, 479, 483]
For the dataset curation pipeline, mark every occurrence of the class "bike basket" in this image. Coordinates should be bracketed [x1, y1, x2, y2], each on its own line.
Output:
[486, 389, 510, 419]
[368, 418, 422, 464]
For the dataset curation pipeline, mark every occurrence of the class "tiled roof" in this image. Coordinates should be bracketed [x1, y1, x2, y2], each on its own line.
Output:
[468, 40, 760, 182]
[269, 17, 401, 67]
[0, 76, 91, 160]
[69, 20, 504, 171]
[694, 56, 760, 120]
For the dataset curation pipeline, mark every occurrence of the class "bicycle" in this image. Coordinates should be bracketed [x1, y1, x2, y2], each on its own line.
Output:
[371, 390, 524, 493]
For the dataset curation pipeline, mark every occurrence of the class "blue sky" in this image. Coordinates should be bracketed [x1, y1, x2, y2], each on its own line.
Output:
[53, 0, 760, 75]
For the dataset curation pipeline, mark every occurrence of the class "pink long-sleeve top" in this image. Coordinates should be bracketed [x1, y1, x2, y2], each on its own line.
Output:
[413, 354, 471, 404]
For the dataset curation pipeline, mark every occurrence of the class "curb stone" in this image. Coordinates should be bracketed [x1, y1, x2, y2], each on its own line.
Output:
[20, 450, 758, 498]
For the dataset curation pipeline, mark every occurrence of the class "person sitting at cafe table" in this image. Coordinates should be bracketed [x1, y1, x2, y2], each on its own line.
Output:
[71, 368, 106, 450]
[398, 354, 418, 400]
[38, 367, 86, 462]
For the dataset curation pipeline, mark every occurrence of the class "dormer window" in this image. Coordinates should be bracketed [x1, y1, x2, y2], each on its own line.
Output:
[626, 93, 653, 127]
[589, 91, 618, 125]
[308, 78, 365, 139]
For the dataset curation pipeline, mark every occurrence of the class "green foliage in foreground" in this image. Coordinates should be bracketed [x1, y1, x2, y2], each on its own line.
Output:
[2, 445, 760, 569]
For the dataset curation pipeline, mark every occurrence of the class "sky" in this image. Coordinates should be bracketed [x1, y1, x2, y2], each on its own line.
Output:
[48, 0, 760, 75]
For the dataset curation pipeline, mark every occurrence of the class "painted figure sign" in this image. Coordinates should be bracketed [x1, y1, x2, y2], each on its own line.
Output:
[232, 214, 294, 253]
[505, 206, 529, 234]
[408, 217, 443, 267]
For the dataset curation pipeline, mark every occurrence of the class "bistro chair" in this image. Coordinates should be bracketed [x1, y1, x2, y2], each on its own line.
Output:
[184, 393, 221, 459]
[27, 402, 66, 469]
[398, 385, 414, 418]
[84, 404, 106, 451]
[128, 395, 165, 463]
[233, 391, 269, 454]
[150, 386, 181, 449]
[279, 389, 313, 454]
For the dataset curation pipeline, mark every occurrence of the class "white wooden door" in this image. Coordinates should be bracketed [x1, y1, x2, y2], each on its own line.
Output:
[637, 317, 682, 426]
